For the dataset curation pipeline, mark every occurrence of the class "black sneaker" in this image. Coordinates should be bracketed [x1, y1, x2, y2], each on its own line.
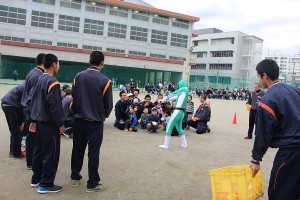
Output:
[38, 185, 63, 194]
[207, 128, 211, 133]
[27, 165, 32, 170]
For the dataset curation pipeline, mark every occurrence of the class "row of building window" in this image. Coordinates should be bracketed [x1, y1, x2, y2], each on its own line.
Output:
[191, 63, 233, 70]
[0, 34, 186, 61]
[209, 64, 233, 70]
[27, 1, 190, 29]
[190, 75, 231, 85]
[191, 64, 206, 69]
[195, 51, 233, 58]
[193, 38, 235, 46]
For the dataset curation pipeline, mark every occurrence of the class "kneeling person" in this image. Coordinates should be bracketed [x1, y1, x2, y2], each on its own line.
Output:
[187, 95, 211, 134]
[125, 105, 138, 132]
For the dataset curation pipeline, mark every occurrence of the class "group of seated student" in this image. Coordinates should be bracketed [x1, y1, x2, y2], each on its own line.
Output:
[114, 91, 212, 135]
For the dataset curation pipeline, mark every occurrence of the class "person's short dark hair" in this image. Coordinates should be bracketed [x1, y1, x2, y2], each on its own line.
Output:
[200, 95, 206, 101]
[189, 95, 192, 99]
[144, 95, 151, 100]
[119, 91, 126, 97]
[62, 84, 69, 92]
[43, 54, 58, 69]
[65, 88, 71, 96]
[134, 89, 139, 94]
[89, 51, 104, 66]
[165, 109, 172, 116]
[256, 59, 279, 81]
[158, 93, 163, 97]
[36, 53, 46, 65]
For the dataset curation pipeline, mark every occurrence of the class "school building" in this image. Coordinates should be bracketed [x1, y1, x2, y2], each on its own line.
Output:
[0, 0, 199, 87]
[190, 28, 264, 90]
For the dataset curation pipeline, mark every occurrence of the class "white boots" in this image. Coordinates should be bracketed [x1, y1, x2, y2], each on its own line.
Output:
[159, 134, 188, 149]
[180, 134, 188, 148]
[159, 135, 170, 149]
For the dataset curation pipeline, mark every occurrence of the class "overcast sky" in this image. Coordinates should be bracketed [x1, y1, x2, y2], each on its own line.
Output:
[146, 0, 300, 57]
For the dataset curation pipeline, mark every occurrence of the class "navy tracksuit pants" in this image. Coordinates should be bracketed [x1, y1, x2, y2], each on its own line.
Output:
[187, 120, 207, 134]
[268, 148, 300, 200]
[1, 105, 23, 157]
[71, 118, 103, 189]
[31, 122, 60, 187]
[247, 109, 257, 138]
[25, 121, 35, 168]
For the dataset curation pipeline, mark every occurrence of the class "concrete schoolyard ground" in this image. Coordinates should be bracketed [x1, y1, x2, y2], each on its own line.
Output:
[0, 81, 275, 200]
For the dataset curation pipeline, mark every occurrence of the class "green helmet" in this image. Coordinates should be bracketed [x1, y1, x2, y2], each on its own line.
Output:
[178, 80, 187, 88]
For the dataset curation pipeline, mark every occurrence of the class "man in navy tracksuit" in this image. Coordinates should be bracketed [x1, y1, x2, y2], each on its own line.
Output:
[29, 54, 65, 193]
[71, 51, 113, 192]
[244, 83, 264, 139]
[187, 95, 211, 134]
[114, 91, 130, 130]
[21, 53, 45, 169]
[250, 59, 300, 200]
[1, 83, 25, 158]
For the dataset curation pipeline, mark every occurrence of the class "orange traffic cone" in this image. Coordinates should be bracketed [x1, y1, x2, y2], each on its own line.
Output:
[208, 101, 211, 107]
[232, 113, 237, 124]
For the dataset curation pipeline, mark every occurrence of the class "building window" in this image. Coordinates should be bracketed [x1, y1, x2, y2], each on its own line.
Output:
[129, 50, 146, 56]
[32, 0, 55, 5]
[191, 64, 206, 70]
[209, 63, 232, 70]
[130, 26, 148, 42]
[0, 35, 25, 42]
[57, 42, 78, 48]
[150, 53, 166, 59]
[86, 1, 106, 13]
[58, 15, 80, 32]
[31, 11, 54, 29]
[0, 5, 26, 25]
[193, 40, 208, 46]
[211, 38, 235, 45]
[208, 76, 231, 84]
[169, 56, 186, 61]
[60, 0, 81, 10]
[107, 22, 127, 39]
[30, 39, 52, 45]
[84, 19, 104, 35]
[82, 45, 102, 51]
[132, 10, 149, 21]
[171, 33, 188, 48]
[106, 48, 125, 53]
[190, 75, 205, 82]
[172, 18, 189, 29]
[151, 30, 167, 45]
[211, 51, 233, 57]
[109, 6, 128, 18]
[153, 14, 169, 25]
[196, 52, 207, 58]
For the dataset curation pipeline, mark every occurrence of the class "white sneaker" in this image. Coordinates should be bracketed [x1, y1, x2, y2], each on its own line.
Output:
[159, 145, 168, 149]
[181, 145, 188, 148]
[31, 182, 39, 187]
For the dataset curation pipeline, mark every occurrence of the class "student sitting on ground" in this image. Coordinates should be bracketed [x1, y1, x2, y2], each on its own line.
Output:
[140, 107, 149, 129]
[125, 105, 138, 132]
[146, 107, 161, 133]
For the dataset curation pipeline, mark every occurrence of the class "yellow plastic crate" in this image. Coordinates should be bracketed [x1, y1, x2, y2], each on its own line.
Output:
[209, 165, 264, 200]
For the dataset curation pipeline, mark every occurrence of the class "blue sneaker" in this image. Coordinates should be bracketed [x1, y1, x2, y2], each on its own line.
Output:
[38, 185, 63, 194]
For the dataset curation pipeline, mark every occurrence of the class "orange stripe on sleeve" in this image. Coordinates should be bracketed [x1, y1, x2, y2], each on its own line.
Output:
[73, 78, 76, 86]
[103, 80, 111, 96]
[259, 102, 277, 119]
[48, 81, 59, 93]
[69, 101, 73, 110]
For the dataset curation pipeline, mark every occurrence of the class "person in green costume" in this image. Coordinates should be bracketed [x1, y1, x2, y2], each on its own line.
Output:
[159, 80, 189, 149]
